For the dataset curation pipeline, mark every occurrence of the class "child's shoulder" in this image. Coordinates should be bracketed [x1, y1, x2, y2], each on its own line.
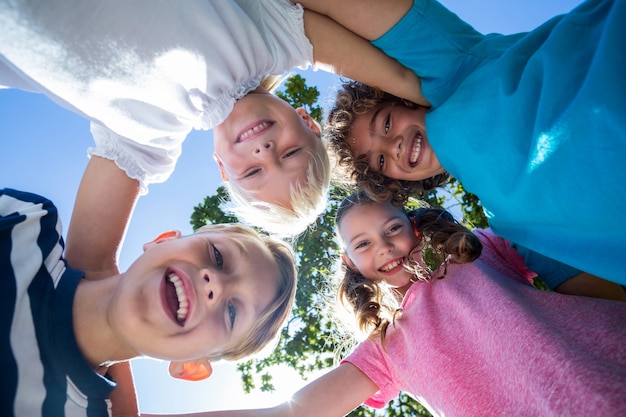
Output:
[0, 188, 57, 217]
[472, 228, 536, 285]
[0, 188, 61, 249]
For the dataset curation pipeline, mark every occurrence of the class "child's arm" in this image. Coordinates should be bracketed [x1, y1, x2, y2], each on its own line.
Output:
[299, 0, 413, 41]
[107, 361, 141, 417]
[512, 242, 626, 302]
[555, 273, 626, 302]
[140, 363, 377, 417]
[303, 9, 429, 107]
[65, 155, 139, 280]
[65, 156, 141, 417]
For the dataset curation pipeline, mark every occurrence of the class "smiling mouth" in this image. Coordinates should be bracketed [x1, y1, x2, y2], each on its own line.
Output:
[236, 121, 273, 143]
[408, 132, 423, 166]
[379, 258, 403, 273]
[165, 272, 189, 326]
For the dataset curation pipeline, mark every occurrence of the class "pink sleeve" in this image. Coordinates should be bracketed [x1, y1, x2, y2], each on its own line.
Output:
[341, 341, 399, 409]
[473, 229, 536, 285]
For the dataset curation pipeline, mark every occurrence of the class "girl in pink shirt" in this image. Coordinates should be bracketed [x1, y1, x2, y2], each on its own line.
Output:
[147, 192, 626, 417]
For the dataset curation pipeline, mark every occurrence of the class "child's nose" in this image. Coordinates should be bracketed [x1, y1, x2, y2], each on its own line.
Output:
[253, 140, 274, 155]
[377, 240, 393, 255]
[395, 135, 402, 159]
[202, 273, 223, 303]
[389, 135, 402, 160]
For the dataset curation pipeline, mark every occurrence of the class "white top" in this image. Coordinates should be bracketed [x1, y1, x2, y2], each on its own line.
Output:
[0, 0, 313, 192]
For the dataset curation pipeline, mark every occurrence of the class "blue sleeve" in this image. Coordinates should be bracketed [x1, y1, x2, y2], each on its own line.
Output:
[511, 242, 582, 290]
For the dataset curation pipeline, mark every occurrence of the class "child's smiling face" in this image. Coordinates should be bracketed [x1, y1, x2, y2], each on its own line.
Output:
[339, 202, 420, 290]
[213, 88, 321, 209]
[107, 229, 280, 362]
[348, 104, 444, 182]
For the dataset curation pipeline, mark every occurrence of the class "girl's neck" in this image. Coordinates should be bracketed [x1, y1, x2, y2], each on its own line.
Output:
[395, 281, 414, 298]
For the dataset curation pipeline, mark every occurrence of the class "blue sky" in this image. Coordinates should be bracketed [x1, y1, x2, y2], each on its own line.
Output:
[0, 0, 581, 414]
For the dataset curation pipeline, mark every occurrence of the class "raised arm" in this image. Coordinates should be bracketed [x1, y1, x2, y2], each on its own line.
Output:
[303, 9, 429, 107]
[65, 155, 139, 279]
[298, 0, 413, 41]
[141, 363, 377, 417]
[65, 155, 141, 417]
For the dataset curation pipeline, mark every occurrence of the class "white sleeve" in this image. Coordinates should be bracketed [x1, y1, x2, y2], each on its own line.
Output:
[88, 121, 184, 195]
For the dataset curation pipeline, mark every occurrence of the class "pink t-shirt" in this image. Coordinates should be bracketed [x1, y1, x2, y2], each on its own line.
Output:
[344, 229, 626, 416]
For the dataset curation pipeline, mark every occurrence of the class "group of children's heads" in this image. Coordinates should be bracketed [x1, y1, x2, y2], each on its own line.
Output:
[167, 76, 468, 371]
[186, 77, 459, 366]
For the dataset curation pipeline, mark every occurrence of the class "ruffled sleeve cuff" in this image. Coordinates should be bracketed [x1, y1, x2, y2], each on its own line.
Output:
[88, 122, 183, 195]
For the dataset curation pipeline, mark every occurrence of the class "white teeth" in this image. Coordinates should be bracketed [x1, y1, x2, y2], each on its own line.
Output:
[168, 273, 189, 322]
[239, 121, 271, 142]
[380, 259, 402, 272]
[410, 133, 423, 164]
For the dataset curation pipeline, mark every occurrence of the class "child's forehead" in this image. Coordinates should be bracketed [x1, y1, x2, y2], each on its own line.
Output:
[192, 228, 263, 252]
[346, 201, 403, 219]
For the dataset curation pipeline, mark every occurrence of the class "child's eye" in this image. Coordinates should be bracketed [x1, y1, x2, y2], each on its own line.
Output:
[384, 114, 390, 134]
[355, 241, 369, 250]
[389, 224, 402, 233]
[244, 168, 261, 178]
[378, 155, 385, 172]
[283, 148, 301, 158]
[227, 301, 236, 329]
[212, 245, 224, 269]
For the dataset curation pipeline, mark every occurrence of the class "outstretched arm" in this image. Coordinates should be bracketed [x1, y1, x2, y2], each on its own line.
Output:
[141, 363, 377, 417]
[304, 9, 429, 107]
[65, 155, 141, 416]
[556, 273, 626, 302]
[512, 242, 626, 302]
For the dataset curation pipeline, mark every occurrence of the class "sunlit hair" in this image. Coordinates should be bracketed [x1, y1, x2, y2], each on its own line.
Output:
[325, 80, 450, 206]
[332, 192, 481, 346]
[194, 223, 297, 361]
[223, 137, 330, 237]
[222, 75, 331, 237]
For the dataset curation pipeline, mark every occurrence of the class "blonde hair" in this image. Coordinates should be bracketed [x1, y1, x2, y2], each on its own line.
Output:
[194, 223, 297, 361]
[223, 138, 330, 237]
[222, 75, 331, 237]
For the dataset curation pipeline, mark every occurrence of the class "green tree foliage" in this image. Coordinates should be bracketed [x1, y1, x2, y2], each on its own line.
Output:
[190, 186, 238, 229]
[275, 74, 323, 123]
[191, 75, 486, 417]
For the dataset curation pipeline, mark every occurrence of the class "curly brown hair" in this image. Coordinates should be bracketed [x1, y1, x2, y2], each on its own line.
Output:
[325, 80, 450, 206]
[334, 192, 482, 346]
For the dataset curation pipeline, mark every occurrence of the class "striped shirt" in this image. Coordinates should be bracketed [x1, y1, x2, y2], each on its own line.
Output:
[0, 189, 114, 417]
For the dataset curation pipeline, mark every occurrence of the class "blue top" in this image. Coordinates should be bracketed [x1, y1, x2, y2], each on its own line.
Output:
[0, 188, 114, 417]
[373, 0, 626, 284]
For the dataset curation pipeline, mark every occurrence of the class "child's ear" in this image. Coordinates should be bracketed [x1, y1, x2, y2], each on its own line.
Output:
[212, 153, 229, 182]
[341, 252, 358, 272]
[143, 230, 181, 252]
[168, 359, 213, 381]
[296, 107, 321, 137]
